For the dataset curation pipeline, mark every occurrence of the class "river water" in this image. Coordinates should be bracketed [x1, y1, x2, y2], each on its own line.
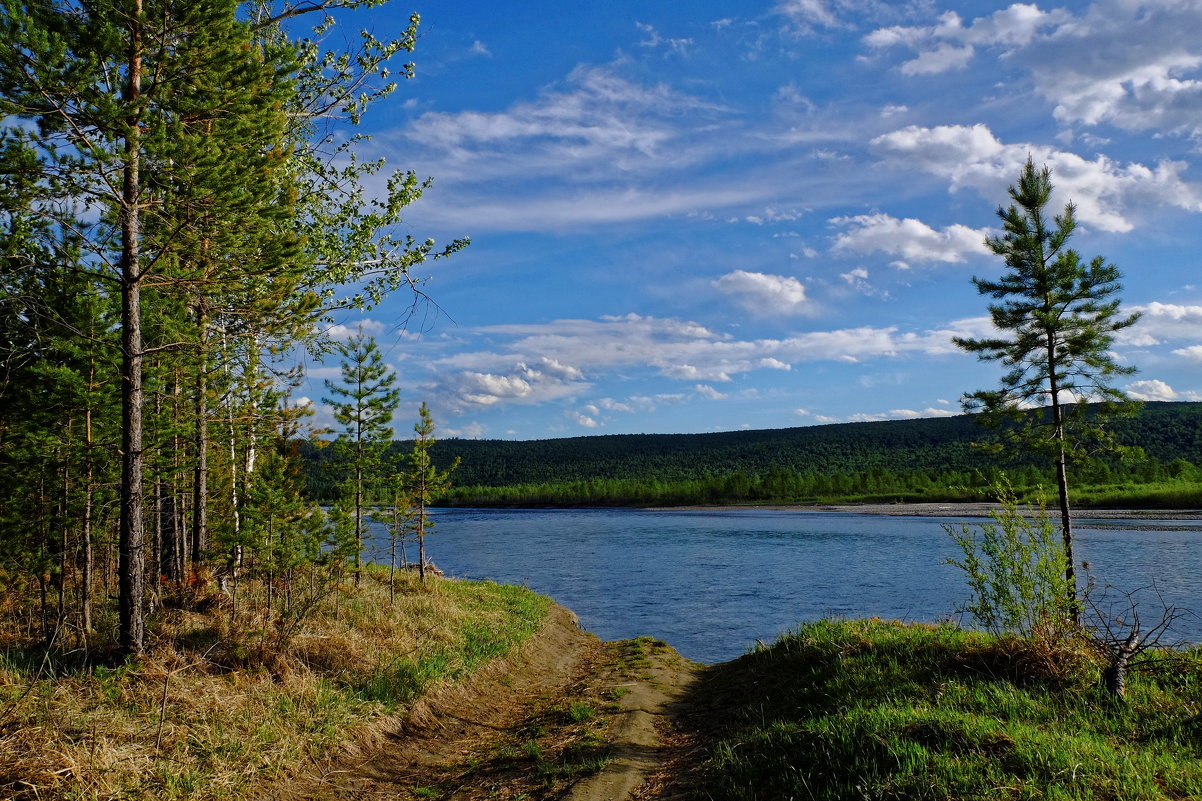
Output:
[369, 508, 1201, 664]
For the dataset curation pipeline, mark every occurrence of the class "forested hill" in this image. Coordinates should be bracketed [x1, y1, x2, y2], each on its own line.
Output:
[302, 402, 1202, 491]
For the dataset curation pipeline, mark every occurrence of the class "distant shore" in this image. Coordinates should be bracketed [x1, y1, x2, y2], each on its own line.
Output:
[665, 502, 1202, 521]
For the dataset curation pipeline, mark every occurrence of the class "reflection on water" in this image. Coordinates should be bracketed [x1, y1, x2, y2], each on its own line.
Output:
[367, 508, 1200, 664]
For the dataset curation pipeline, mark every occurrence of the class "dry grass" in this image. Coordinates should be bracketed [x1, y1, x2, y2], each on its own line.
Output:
[0, 568, 550, 800]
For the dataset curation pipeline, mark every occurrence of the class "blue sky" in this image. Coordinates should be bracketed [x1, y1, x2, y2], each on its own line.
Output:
[300, 0, 1202, 440]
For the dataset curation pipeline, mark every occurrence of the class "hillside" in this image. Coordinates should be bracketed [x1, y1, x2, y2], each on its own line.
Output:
[302, 402, 1202, 498]
[430, 401, 1202, 485]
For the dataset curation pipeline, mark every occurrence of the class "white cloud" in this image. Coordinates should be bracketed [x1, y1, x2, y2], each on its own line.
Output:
[325, 319, 386, 341]
[713, 270, 810, 315]
[831, 213, 990, 264]
[571, 411, 600, 428]
[1172, 345, 1202, 362]
[443, 421, 487, 439]
[865, 4, 1069, 75]
[774, 0, 841, 32]
[870, 124, 1202, 233]
[1124, 303, 1202, 344]
[1126, 379, 1178, 402]
[868, 3, 1202, 140]
[694, 384, 728, 400]
[425, 312, 995, 412]
[1021, 1, 1202, 139]
[635, 21, 694, 54]
[441, 359, 589, 410]
[406, 65, 724, 176]
[470, 40, 491, 57]
[901, 43, 974, 75]
[847, 407, 959, 422]
[743, 206, 806, 225]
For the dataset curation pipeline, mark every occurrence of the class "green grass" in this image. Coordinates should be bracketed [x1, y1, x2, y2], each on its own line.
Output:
[701, 619, 1202, 800]
[349, 576, 551, 709]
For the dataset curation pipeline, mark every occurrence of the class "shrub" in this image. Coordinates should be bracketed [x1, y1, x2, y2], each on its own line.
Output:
[946, 481, 1074, 637]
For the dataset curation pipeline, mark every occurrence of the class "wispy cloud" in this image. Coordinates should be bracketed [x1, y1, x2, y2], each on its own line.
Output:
[422, 312, 998, 412]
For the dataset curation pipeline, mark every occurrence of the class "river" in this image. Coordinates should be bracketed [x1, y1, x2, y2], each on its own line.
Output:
[369, 507, 1201, 664]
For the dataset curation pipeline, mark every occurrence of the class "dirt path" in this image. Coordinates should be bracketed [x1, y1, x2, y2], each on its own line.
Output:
[279, 607, 702, 801]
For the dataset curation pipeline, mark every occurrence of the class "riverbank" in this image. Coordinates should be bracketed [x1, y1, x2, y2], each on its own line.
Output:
[9, 572, 1202, 800]
[0, 570, 703, 801]
[664, 501, 1202, 520]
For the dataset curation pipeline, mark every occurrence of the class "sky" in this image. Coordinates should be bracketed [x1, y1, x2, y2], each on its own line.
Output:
[299, 0, 1202, 441]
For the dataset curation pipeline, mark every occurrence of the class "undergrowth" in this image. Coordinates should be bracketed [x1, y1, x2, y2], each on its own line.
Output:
[0, 568, 550, 800]
[700, 618, 1202, 800]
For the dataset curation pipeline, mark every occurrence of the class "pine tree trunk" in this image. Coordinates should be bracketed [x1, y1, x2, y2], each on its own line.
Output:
[118, 3, 146, 654]
[82, 405, 94, 636]
[192, 302, 208, 566]
[1047, 364, 1079, 624]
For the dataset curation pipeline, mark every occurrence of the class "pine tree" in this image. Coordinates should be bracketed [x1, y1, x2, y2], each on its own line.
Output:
[404, 402, 458, 583]
[954, 158, 1140, 619]
[322, 335, 400, 583]
[0, 0, 310, 653]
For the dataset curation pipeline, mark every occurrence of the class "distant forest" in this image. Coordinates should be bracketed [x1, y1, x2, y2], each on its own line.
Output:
[301, 401, 1202, 508]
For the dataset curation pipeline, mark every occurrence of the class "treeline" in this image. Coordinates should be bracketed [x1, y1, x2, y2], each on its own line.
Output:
[298, 402, 1202, 506]
[440, 458, 1202, 508]
[0, 1, 459, 654]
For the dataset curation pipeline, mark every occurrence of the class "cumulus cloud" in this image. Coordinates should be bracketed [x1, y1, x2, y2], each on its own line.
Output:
[870, 124, 1202, 232]
[440, 358, 590, 410]
[868, 3, 1202, 141]
[1123, 303, 1202, 345]
[864, 4, 1070, 75]
[1172, 345, 1202, 362]
[831, 213, 990, 265]
[571, 411, 600, 428]
[713, 270, 811, 315]
[325, 318, 386, 341]
[694, 384, 728, 400]
[900, 43, 974, 75]
[1126, 379, 1178, 402]
[1020, 1, 1202, 139]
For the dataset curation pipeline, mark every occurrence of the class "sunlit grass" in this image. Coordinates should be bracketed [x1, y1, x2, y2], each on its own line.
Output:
[700, 618, 1202, 800]
[0, 568, 550, 800]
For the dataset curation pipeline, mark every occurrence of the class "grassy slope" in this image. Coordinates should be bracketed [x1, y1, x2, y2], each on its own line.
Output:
[695, 619, 1202, 800]
[0, 570, 550, 801]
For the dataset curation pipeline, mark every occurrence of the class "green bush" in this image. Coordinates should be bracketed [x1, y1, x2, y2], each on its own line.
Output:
[946, 481, 1073, 637]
